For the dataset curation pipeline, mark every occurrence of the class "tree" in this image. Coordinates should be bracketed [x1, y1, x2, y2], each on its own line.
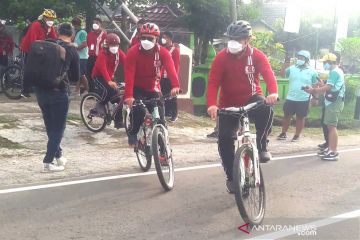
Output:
[237, 0, 263, 22]
[337, 37, 360, 73]
[180, 0, 230, 64]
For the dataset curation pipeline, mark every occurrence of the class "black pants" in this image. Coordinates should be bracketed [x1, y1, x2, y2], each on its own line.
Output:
[160, 78, 178, 118]
[87, 56, 97, 91]
[321, 105, 329, 145]
[35, 88, 69, 163]
[218, 95, 274, 180]
[128, 87, 165, 137]
[93, 77, 123, 123]
[0, 55, 8, 68]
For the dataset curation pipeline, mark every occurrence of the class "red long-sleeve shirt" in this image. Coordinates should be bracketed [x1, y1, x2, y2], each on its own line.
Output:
[165, 44, 180, 74]
[130, 35, 140, 47]
[0, 32, 15, 55]
[92, 48, 126, 82]
[20, 21, 57, 53]
[124, 44, 180, 99]
[207, 46, 277, 108]
[87, 30, 107, 57]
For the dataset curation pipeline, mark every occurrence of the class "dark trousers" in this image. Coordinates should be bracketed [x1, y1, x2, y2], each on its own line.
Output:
[160, 78, 178, 118]
[93, 77, 123, 124]
[218, 95, 274, 180]
[128, 87, 165, 137]
[87, 56, 97, 91]
[0, 55, 8, 67]
[321, 105, 329, 145]
[35, 88, 69, 163]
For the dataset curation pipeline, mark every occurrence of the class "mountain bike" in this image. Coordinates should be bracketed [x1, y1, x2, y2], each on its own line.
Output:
[1, 47, 24, 100]
[219, 101, 266, 226]
[132, 96, 175, 191]
[80, 82, 130, 133]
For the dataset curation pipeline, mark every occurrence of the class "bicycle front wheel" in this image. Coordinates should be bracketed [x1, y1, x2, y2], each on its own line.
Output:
[80, 93, 107, 132]
[152, 126, 174, 191]
[233, 145, 265, 226]
[1, 65, 23, 100]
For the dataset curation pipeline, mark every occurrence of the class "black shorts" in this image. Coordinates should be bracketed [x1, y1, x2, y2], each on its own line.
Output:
[79, 59, 87, 76]
[283, 100, 310, 117]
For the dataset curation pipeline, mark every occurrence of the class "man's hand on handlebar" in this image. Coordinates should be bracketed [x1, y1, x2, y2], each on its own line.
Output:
[108, 81, 118, 90]
[170, 87, 181, 97]
[124, 98, 135, 109]
[265, 93, 279, 105]
[207, 105, 218, 120]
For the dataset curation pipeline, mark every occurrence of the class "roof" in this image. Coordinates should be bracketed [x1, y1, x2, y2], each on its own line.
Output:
[142, 4, 184, 28]
[252, 19, 277, 32]
[262, 3, 287, 27]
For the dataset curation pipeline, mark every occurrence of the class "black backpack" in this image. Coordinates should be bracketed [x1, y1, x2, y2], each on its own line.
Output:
[24, 40, 68, 89]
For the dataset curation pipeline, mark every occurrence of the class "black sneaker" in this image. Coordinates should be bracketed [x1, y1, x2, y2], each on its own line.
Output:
[114, 121, 124, 129]
[207, 131, 218, 138]
[318, 142, 328, 150]
[259, 151, 272, 163]
[169, 115, 178, 122]
[21, 92, 31, 98]
[322, 151, 339, 161]
[277, 132, 287, 140]
[317, 148, 329, 157]
[226, 179, 235, 194]
[291, 135, 300, 142]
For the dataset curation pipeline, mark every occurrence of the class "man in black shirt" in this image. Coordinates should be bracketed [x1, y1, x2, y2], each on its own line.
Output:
[34, 23, 80, 172]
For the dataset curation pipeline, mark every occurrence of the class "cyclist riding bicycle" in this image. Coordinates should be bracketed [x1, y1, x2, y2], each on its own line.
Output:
[21, 9, 58, 98]
[0, 20, 14, 69]
[124, 22, 180, 146]
[207, 20, 278, 193]
[91, 33, 126, 129]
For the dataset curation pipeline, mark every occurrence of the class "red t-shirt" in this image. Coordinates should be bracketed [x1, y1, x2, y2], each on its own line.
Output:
[92, 48, 126, 82]
[87, 30, 107, 57]
[207, 47, 278, 108]
[0, 32, 15, 55]
[130, 35, 140, 47]
[20, 21, 57, 53]
[124, 44, 180, 99]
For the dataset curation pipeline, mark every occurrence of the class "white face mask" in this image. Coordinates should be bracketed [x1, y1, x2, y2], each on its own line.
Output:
[93, 23, 100, 30]
[109, 46, 119, 54]
[161, 38, 167, 45]
[46, 21, 54, 27]
[227, 40, 243, 54]
[141, 40, 155, 50]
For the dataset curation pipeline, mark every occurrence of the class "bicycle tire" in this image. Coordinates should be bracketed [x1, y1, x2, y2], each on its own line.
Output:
[233, 144, 265, 226]
[123, 108, 132, 136]
[152, 126, 174, 191]
[1, 65, 23, 100]
[135, 130, 152, 172]
[80, 92, 107, 132]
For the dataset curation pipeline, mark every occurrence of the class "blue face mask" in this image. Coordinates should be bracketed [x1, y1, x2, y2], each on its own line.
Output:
[296, 60, 305, 66]
[323, 63, 331, 70]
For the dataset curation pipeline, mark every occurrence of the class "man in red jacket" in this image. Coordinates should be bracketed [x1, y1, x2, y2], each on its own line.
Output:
[87, 17, 107, 90]
[207, 21, 278, 193]
[0, 20, 14, 69]
[91, 33, 126, 129]
[21, 9, 58, 98]
[124, 23, 180, 146]
[160, 31, 180, 122]
[130, 18, 146, 47]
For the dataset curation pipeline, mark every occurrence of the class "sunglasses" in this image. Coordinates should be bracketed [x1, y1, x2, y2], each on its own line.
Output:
[140, 36, 155, 41]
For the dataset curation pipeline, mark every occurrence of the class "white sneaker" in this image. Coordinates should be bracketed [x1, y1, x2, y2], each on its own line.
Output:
[56, 157, 68, 167]
[43, 163, 65, 172]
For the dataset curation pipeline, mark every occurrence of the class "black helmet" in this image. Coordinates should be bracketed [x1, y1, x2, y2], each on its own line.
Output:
[225, 20, 252, 38]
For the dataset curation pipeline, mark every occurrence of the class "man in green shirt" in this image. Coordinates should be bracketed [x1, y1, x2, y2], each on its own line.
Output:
[277, 50, 318, 142]
[72, 17, 89, 96]
[305, 53, 345, 161]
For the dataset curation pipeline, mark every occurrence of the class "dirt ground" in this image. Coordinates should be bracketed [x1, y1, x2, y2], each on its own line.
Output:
[1, 95, 360, 188]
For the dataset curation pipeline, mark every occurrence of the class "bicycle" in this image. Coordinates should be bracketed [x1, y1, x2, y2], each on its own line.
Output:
[1, 46, 25, 100]
[80, 82, 130, 133]
[219, 100, 266, 226]
[132, 96, 175, 191]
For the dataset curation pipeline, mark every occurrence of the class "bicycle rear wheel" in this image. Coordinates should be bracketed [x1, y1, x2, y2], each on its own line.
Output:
[80, 93, 107, 132]
[152, 126, 174, 191]
[233, 145, 265, 226]
[1, 65, 22, 100]
[135, 129, 152, 172]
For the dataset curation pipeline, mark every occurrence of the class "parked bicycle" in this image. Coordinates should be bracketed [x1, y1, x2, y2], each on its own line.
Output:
[1, 45, 25, 100]
[219, 100, 266, 226]
[80, 82, 130, 133]
[132, 96, 175, 191]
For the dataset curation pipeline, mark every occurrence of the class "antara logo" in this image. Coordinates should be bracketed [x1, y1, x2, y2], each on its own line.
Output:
[238, 223, 250, 234]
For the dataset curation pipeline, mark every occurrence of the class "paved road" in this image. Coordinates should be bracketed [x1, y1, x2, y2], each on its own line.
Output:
[0, 150, 360, 240]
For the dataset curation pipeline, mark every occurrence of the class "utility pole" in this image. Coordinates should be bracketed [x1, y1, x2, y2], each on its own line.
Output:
[230, 0, 237, 23]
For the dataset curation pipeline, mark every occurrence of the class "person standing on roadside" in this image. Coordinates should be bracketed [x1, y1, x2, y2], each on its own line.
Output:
[304, 53, 345, 161]
[87, 17, 107, 90]
[277, 50, 318, 142]
[72, 17, 89, 96]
